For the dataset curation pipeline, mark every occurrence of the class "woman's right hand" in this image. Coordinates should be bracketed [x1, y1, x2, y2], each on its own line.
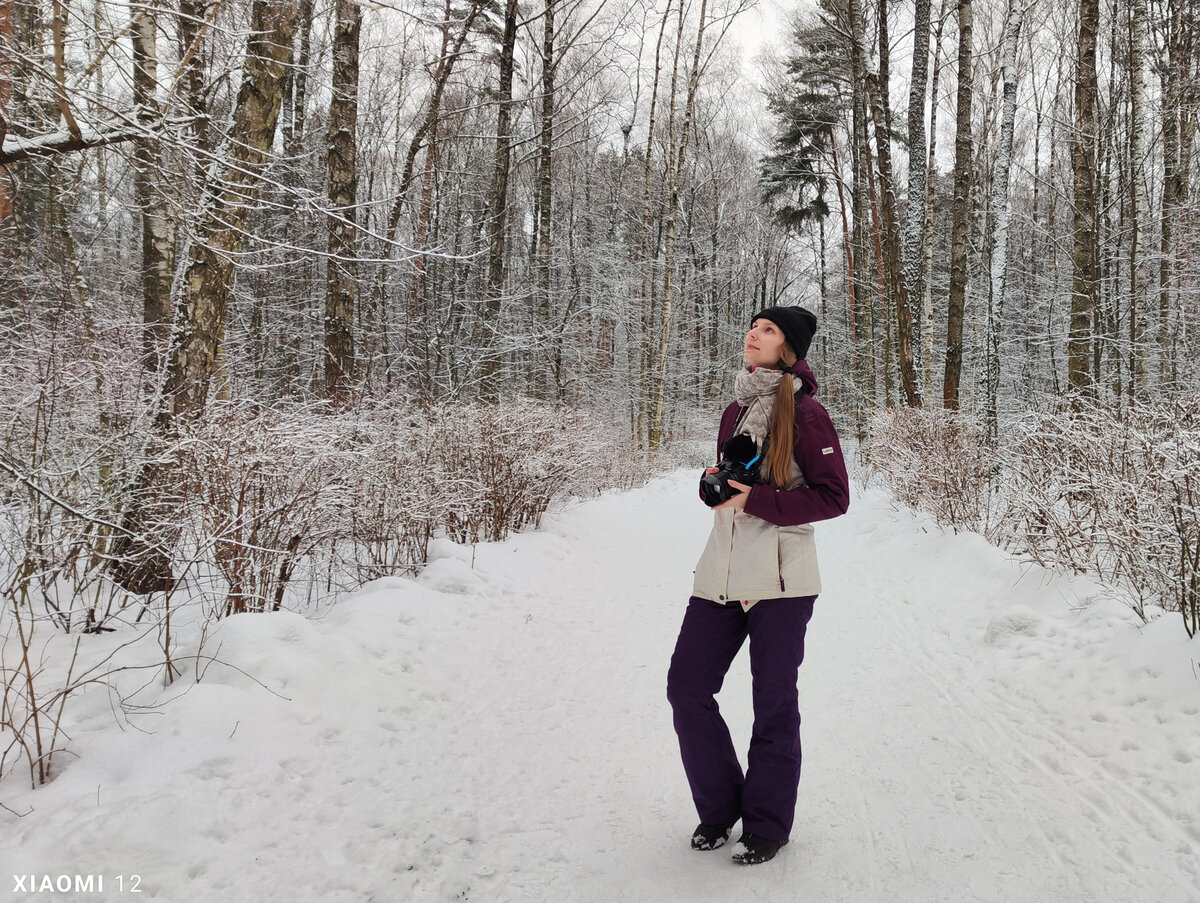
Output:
[703, 466, 718, 475]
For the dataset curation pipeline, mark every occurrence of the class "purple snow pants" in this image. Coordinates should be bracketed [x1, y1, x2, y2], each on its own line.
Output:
[666, 594, 816, 843]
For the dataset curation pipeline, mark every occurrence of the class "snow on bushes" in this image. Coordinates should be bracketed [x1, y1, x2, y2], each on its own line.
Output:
[867, 400, 1200, 637]
[3, 399, 635, 629]
[0, 393, 640, 788]
[866, 407, 998, 536]
[1004, 399, 1200, 636]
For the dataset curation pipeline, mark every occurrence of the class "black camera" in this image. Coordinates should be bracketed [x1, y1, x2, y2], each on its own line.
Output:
[700, 434, 766, 508]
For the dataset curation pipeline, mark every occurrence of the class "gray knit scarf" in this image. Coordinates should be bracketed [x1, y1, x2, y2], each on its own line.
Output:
[733, 366, 789, 448]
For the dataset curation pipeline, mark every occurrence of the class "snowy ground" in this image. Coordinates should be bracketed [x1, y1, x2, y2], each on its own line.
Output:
[3, 470, 1200, 902]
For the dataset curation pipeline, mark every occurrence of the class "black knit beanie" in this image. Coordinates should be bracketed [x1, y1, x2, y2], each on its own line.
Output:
[750, 306, 817, 361]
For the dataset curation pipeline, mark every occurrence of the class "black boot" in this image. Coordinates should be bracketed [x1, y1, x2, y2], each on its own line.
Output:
[730, 833, 788, 865]
[690, 820, 738, 851]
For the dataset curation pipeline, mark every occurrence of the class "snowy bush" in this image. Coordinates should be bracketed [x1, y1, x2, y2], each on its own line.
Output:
[423, 401, 613, 544]
[1001, 399, 1200, 635]
[177, 407, 354, 618]
[867, 398, 1200, 637]
[866, 407, 998, 536]
[2, 390, 638, 629]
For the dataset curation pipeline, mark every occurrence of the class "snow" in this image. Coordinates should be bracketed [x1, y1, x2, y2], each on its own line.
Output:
[4, 470, 1200, 902]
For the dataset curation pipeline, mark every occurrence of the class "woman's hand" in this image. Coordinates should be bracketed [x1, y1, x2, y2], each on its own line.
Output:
[714, 480, 750, 510]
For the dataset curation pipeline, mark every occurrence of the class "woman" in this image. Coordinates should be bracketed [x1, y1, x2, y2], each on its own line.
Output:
[666, 306, 850, 865]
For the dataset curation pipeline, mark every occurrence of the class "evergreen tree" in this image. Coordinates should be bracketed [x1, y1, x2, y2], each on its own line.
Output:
[760, 13, 847, 230]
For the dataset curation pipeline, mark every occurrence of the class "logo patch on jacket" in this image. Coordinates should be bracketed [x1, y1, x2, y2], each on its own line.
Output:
[822, 447, 834, 455]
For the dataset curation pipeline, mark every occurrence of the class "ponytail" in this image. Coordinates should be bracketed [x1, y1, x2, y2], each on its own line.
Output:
[763, 347, 799, 489]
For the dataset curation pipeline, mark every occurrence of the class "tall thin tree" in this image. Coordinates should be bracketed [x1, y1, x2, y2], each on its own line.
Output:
[1069, 0, 1100, 392]
[324, 0, 361, 408]
[986, 0, 1026, 433]
[131, 1, 174, 375]
[944, 0, 973, 409]
[109, 0, 300, 595]
[905, 0, 933, 310]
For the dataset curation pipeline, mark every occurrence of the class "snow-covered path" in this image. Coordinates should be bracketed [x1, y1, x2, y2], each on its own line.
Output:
[4, 471, 1200, 902]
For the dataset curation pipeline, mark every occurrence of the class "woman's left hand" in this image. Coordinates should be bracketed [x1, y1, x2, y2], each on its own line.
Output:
[714, 480, 750, 510]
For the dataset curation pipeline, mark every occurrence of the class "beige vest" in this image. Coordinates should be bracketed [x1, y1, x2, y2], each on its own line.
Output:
[691, 454, 821, 610]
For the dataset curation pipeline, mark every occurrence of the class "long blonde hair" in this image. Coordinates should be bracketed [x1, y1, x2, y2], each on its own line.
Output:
[762, 346, 798, 489]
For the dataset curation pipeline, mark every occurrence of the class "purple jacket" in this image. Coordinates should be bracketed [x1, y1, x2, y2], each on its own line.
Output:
[692, 361, 849, 607]
[711, 361, 850, 525]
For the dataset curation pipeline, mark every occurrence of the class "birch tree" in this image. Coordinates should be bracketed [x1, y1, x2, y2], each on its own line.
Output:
[131, 1, 174, 375]
[906, 0, 933, 310]
[987, 0, 1027, 431]
[0, 1, 12, 221]
[866, 0, 921, 407]
[481, 0, 520, 396]
[1128, 0, 1148, 396]
[109, 0, 300, 594]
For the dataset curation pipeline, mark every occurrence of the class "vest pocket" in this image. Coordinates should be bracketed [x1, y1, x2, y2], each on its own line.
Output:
[777, 523, 817, 595]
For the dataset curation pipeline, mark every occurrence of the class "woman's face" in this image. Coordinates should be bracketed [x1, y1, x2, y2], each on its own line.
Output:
[744, 318, 787, 369]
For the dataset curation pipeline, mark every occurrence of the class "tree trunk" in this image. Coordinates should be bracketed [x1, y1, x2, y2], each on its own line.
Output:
[480, 0, 519, 397]
[108, 0, 299, 596]
[866, 0, 921, 407]
[535, 0, 556, 397]
[178, 0, 214, 159]
[944, 0, 973, 409]
[0, 1, 13, 220]
[324, 0, 361, 409]
[987, 0, 1025, 433]
[829, 131, 858, 401]
[651, 0, 713, 448]
[906, 0, 932, 311]
[50, 0, 80, 140]
[288, 0, 315, 154]
[923, 0, 950, 401]
[1128, 0, 1147, 397]
[1069, 0, 1100, 393]
[847, 0, 876, 406]
[131, 2, 174, 376]
[633, 0, 673, 445]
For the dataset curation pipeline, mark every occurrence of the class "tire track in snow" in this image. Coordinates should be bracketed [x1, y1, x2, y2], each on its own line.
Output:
[817, 490, 1200, 903]
[873, 564, 1200, 892]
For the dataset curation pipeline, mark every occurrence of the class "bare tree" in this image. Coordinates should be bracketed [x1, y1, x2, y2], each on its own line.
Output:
[1128, 0, 1148, 396]
[0, 0, 12, 221]
[131, 1, 174, 374]
[986, 0, 1027, 433]
[906, 0, 933, 310]
[944, 0, 973, 409]
[866, 0, 921, 407]
[110, 0, 300, 594]
[325, 0, 362, 408]
[481, 0, 521, 396]
[1069, 0, 1100, 392]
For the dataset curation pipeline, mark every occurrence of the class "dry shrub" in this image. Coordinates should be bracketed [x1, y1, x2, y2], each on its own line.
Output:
[1, 388, 641, 628]
[867, 398, 1200, 637]
[346, 418, 439, 581]
[179, 407, 352, 617]
[425, 402, 610, 544]
[866, 407, 997, 535]
[345, 400, 624, 579]
[1002, 399, 1200, 634]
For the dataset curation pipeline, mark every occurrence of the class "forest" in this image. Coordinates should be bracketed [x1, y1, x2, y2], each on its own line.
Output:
[2, 0, 1199, 787]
